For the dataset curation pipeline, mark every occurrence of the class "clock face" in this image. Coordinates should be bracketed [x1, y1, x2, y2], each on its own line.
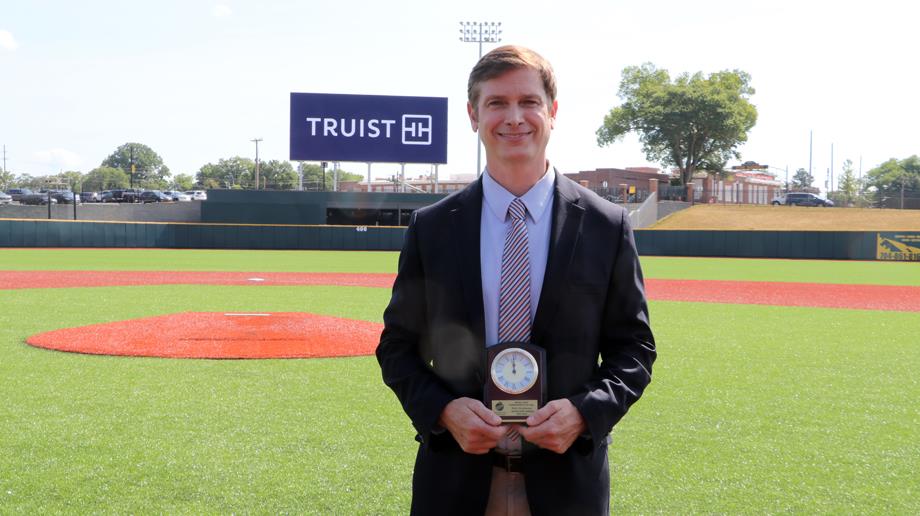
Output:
[490, 348, 539, 395]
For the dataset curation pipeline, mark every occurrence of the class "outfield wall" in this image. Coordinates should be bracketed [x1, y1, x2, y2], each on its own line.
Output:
[0, 219, 405, 251]
[633, 230, 878, 260]
[0, 218, 909, 260]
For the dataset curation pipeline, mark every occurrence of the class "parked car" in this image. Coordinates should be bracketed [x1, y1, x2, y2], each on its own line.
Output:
[163, 190, 191, 201]
[122, 188, 143, 203]
[41, 190, 80, 204]
[185, 190, 207, 201]
[773, 192, 833, 207]
[138, 190, 171, 203]
[104, 189, 141, 203]
[19, 191, 58, 205]
[81, 191, 103, 203]
[7, 188, 34, 203]
[0, 191, 12, 204]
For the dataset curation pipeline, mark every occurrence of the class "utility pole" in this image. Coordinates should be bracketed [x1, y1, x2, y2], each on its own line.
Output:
[830, 143, 835, 193]
[459, 21, 503, 176]
[2, 144, 7, 175]
[333, 162, 339, 192]
[129, 145, 135, 188]
[250, 138, 262, 190]
[859, 155, 863, 196]
[808, 130, 813, 184]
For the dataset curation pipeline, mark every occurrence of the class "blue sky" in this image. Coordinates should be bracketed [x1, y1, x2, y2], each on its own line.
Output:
[2, 0, 917, 191]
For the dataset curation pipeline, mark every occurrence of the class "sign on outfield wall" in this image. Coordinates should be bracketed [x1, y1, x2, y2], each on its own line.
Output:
[876, 232, 920, 261]
[290, 93, 448, 164]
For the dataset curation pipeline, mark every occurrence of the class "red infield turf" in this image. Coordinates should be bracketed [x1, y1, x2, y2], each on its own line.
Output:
[8, 270, 918, 359]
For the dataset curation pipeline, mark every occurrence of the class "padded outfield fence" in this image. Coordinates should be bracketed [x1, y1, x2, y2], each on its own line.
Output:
[0, 218, 908, 261]
[0, 219, 405, 251]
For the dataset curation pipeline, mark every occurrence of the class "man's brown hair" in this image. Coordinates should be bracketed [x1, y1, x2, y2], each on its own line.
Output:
[467, 45, 557, 109]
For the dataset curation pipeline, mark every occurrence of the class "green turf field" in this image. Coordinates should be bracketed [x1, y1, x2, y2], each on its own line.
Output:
[1, 250, 918, 513]
[2, 248, 919, 285]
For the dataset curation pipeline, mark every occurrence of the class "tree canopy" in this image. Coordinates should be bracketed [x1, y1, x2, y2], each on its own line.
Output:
[101, 143, 170, 188]
[865, 155, 920, 208]
[837, 159, 859, 205]
[597, 63, 758, 185]
[297, 163, 363, 191]
[197, 157, 254, 189]
[83, 166, 130, 191]
[170, 173, 196, 191]
[196, 158, 312, 190]
[791, 168, 814, 189]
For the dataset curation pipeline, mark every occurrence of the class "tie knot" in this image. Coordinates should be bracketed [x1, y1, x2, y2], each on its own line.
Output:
[508, 198, 527, 222]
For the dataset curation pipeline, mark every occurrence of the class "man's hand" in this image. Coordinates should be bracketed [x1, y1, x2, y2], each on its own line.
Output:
[438, 397, 506, 454]
[516, 399, 587, 454]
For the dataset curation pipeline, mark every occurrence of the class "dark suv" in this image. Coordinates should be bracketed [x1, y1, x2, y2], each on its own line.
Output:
[775, 192, 833, 207]
[7, 188, 34, 202]
[138, 190, 171, 203]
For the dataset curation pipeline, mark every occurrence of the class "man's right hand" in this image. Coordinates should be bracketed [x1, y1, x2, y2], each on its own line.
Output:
[437, 397, 506, 454]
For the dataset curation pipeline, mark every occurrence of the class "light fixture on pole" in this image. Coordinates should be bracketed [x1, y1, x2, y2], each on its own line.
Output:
[459, 21, 502, 176]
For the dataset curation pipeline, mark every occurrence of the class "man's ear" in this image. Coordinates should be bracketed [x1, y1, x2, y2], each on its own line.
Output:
[467, 102, 478, 132]
[549, 99, 558, 129]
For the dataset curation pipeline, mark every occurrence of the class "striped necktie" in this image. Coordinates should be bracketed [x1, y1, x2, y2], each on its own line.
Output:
[498, 198, 531, 343]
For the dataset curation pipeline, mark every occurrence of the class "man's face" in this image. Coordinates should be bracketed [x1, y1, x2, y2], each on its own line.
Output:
[468, 67, 557, 168]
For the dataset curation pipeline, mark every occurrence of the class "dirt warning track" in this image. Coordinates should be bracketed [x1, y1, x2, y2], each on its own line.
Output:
[3, 270, 919, 312]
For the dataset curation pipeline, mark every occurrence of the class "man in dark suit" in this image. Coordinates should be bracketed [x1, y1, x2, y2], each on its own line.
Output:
[377, 45, 656, 515]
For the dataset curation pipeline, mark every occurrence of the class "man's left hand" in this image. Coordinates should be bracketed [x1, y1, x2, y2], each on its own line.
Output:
[516, 399, 587, 454]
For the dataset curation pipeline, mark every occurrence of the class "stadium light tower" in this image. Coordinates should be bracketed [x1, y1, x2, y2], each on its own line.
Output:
[459, 21, 502, 176]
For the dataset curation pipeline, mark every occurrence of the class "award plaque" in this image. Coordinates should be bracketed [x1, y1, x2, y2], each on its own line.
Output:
[484, 342, 547, 423]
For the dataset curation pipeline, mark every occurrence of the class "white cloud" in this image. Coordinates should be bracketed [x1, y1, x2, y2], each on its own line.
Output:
[212, 4, 232, 17]
[33, 148, 83, 170]
[0, 30, 18, 51]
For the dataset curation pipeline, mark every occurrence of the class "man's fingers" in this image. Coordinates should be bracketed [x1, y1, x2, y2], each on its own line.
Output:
[470, 400, 503, 426]
[525, 400, 559, 426]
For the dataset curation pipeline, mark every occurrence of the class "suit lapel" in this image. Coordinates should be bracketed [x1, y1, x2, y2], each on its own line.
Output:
[450, 179, 486, 343]
[533, 171, 585, 345]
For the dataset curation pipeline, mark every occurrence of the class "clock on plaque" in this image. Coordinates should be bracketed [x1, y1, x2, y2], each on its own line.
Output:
[484, 342, 547, 423]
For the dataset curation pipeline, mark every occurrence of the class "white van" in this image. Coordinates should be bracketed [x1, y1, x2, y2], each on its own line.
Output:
[185, 190, 207, 201]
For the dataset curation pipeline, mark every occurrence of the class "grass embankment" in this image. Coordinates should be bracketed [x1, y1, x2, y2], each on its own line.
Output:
[651, 204, 920, 231]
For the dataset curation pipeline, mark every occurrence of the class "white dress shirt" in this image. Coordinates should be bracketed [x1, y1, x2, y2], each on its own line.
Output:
[480, 164, 556, 347]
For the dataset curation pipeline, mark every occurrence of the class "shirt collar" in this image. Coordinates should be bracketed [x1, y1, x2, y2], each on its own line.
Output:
[483, 161, 555, 223]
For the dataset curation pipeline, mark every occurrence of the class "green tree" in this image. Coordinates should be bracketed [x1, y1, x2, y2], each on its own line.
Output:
[101, 142, 170, 188]
[597, 63, 757, 185]
[837, 159, 858, 205]
[54, 170, 84, 190]
[196, 157, 254, 189]
[865, 156, 920, 208]
[257, 160, 299, 190]
[296, 163, 362, 190]
[83, 166, 130, 191]
[791, 168, 813, 189]
[170, 173, 196, 191]
[0, 169, 16, 190]
[13, 174, 43, 189]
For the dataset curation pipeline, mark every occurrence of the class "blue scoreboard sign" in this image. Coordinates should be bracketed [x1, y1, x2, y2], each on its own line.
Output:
[290, 93, 448, 164]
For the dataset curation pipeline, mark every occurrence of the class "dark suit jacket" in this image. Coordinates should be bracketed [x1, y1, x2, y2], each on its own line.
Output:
[377, 171, 656, 516]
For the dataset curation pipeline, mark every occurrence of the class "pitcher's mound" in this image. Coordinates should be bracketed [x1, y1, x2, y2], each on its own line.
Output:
[26, 312, 383, 359]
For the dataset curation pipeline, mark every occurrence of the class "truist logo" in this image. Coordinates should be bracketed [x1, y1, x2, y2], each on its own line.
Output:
[304, 114, 433, 146]
[401, 115, 432, 145]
